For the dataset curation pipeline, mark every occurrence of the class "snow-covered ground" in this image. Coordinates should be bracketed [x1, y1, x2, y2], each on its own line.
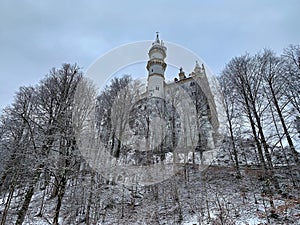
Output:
[1, 141, 300, 225]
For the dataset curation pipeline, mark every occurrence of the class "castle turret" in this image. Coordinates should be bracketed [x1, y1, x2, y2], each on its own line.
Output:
[178, 67, 186, 80]
[190, 61, 206, 77]
[147, 32, 167, 98]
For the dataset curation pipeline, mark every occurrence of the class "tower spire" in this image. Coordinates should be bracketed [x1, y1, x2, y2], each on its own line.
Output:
[156, 32, 160, 43]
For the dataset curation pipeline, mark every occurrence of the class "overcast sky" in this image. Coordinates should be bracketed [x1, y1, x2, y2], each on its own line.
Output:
[0, 0, 299, 111]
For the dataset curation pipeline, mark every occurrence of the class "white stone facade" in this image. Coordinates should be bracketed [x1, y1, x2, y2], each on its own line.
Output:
[143, 34, 219, 152]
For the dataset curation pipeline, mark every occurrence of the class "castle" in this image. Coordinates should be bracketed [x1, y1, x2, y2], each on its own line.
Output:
[127, 34, 219, 157]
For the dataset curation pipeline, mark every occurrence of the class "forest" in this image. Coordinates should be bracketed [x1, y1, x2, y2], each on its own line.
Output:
[0, 45, 299, 225]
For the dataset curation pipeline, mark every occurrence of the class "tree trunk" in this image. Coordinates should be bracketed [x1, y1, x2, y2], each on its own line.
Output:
[36, 188, 46, 217]
[250, 99, 279, 189]
[243, 94, 267, 173]
[268, 92, 298, 187]
[15, 185, 35, 225]
[15, 171, 40, 225]
[228, 116, 241, 178]
[1, 180, 15, 225]
[269, 82, 300, 166]
[251, 104, 273, 170]
[85, 172, 94, 225]
[53, 176, 67, 225]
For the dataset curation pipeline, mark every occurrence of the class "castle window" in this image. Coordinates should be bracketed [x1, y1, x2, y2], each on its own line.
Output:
[156, 86, 159, 91]
[190, 82, 195, 86]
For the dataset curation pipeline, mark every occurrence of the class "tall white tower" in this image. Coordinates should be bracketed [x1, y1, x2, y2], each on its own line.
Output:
[147, 33, 167, 98]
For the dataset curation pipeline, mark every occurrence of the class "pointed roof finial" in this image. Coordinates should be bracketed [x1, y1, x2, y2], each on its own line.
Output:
[179, 67, 185, 80]
[194, 61, 201, 74]
[156, 31, 160, 43]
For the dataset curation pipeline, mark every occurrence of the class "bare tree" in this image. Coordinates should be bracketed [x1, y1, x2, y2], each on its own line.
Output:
[218, 74, 241, 178]
[222, 53, 289, 196]
[282, 45, 300, 114]
[260, 49, 299, 166]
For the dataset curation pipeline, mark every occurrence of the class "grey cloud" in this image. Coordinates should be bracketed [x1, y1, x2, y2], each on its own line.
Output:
[0, 0, 299, 110]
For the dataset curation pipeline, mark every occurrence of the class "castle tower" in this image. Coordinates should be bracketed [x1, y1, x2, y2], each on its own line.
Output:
[146, 32, 167, 98]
